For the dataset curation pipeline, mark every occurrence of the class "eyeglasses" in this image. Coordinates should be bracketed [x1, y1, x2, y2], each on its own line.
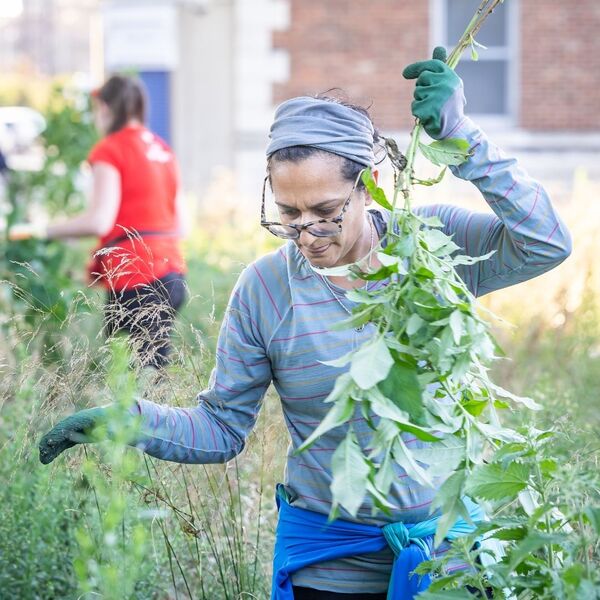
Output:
[260, 168, 365, 240]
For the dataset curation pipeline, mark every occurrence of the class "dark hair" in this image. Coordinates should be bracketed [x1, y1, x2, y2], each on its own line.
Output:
[267, 94, 382, 190]
[95, 75, 147, 134]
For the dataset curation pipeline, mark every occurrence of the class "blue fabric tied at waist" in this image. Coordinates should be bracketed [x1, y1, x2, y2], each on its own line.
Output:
[271, 484, 485, 599]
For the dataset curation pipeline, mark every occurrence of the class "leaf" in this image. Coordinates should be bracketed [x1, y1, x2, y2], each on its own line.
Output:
[395, 234, 416, 258]
[368, 417, 401, 456]
[490, 526, 528, 541]
[375, 251, 408, 274]
[350, 336, 394, 390]
[367, 389, 409, 421]
[417, 590, 476, 600]
[393, 436, 433, 488]
[415, 265, 436, 279]
[583, 507, 600, 535]
[477, 422, 525, 444]
[492, 441, 530, 466]
[346, 286, 394, 304]
[534, 429, 555, 442]
[465, 462, 530, 502]
[466, 428, 485, 465]
[461, 398, 488, 417]
[411, 437, 465, 478]
[450, 250, 496, 266]
[365, 478, 396, 513]
[330, 430, 370, 517]
[320, 349, 354, 368]
[451, 353, 472, 381]
[449, 310, 464, 344]
[378, 359, 426, 425]
[470, 34, 488, 50]
[361, 169, 393, 211]
[488, 382, 542, 411]
[351, 265, 398, 282]
[369, 389, 440, 442]
[413, 167, 447, 186]
[505, 530, 564, 572]
[296, 376, 355, 452]
[433, 239, 461, 257]
[330, 305, 377, 331]
[419, 138, 472, 167]
[539, 458, 557, 476]
[416, 214, 445, 228]
[562, 563, 586, 588]
[324, 371, 356, 404]
[373, 451, 396, 494]
[421, 228, 454, 253]
[430, 469, 469, 547]
[406, 313, 425, 336]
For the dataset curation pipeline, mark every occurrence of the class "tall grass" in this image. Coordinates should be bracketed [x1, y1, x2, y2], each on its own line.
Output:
[0, 169, 598, 597]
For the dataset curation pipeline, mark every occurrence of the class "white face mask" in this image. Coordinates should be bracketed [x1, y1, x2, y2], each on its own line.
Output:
[307, 261, 353, 277]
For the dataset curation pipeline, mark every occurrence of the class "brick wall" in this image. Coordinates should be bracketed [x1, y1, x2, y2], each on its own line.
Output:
[274, 1, 600, 133]
[521, 0, 600, 130]
[272, 0, 429, 131]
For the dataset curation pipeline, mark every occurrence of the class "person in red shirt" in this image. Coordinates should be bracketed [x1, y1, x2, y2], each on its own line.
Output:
[9, 75, 188, 368]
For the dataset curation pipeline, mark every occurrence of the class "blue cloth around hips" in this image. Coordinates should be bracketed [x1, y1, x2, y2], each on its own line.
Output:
[266, 96, 376, 167]
[271, 484, 484, 600]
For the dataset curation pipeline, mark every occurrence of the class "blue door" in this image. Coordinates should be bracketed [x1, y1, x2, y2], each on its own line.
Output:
[139, 70, 171, 144]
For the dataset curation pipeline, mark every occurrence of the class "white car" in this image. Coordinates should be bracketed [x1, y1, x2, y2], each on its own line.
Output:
[0, 107, 46, 153]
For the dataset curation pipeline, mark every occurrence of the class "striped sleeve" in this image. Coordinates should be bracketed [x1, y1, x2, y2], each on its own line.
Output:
[129, 266, 273, 463]
[416, 117, 572, 297]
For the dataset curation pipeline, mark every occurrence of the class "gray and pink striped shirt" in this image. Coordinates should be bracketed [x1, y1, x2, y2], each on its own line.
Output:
[131, 118, 571, 593]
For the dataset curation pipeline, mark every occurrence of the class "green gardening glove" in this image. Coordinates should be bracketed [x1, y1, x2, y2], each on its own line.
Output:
[39, 406, 109, 464]
[402, 46, 466, 140]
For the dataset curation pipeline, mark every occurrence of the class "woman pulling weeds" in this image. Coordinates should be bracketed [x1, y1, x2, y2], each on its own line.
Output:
[39, 50, 571, 598]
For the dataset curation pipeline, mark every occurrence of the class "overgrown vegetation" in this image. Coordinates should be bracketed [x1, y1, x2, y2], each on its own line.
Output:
[1, 8, 599, 595]
[0, 83, 98, 363]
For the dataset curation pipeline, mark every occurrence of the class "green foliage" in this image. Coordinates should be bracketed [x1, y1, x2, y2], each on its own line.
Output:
[464, 461, 530, 501]
[1, 289, 281, 598]
[299, 170, 522, 528]
[72, 341, 152, 599]
[0, 84, 97, 360]
[416, 429, 600, 598]
[330, 430, 371, 518]
[0, 436, 80, 598]
[418, 138, 472, 167]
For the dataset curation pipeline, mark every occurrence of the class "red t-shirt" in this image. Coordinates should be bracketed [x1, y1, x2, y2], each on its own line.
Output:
[87, 125, 186, 291]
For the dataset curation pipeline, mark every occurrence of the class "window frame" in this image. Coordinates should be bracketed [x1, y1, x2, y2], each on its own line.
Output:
[429, 0, 520, 128]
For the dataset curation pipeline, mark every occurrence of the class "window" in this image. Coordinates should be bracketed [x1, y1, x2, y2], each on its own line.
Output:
[431, 0, 518, 122]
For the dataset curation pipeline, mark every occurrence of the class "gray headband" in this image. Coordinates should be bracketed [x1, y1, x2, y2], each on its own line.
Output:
[266, 96, 375, 167]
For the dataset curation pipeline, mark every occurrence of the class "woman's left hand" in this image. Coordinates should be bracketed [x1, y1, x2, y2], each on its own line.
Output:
[7, 222, 47, 241]
[39, 407, 109, 464]
[402, 46, 466, 140]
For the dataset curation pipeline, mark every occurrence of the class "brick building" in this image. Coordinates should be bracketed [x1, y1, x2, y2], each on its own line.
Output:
[273, 0, 600, 133]
[3, 0, 597, 197]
